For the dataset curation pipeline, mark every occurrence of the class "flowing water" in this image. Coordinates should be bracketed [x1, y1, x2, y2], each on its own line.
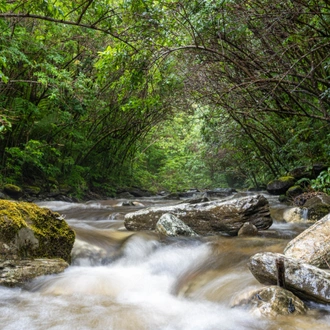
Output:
[1, 197, 330, 330]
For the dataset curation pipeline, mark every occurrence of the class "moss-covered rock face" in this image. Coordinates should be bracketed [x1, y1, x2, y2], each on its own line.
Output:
[0, 200, 75, 263]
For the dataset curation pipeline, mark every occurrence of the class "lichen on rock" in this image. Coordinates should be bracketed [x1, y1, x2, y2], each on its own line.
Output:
[0, 200, 75, 263]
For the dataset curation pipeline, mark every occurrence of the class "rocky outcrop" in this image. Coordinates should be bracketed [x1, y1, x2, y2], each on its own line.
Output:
[267, 176, 295, 195]
[0, 258, 68, 287]
[248, 252, 330, 304]
[284, 213, 330, 268]
[231, 286, 307, 317]
[155, 213, 198, 237]
[125, 194, 272, 236]
[0, 200, 75, 263]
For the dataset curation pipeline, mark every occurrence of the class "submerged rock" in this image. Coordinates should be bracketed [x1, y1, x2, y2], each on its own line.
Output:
[0, 258, 68, 287]
[0, 200, 75, 263]
[156, 213, 198, 237]
[248, 252, 330, 304]
[284, 213, 330, 268]
[231, 285, 307, 318]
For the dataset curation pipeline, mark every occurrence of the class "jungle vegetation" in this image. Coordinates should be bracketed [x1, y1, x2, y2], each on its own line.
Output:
[0, 0, 329, 196]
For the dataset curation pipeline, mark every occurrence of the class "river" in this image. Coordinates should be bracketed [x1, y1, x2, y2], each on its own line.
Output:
[1, 196, 330, 329]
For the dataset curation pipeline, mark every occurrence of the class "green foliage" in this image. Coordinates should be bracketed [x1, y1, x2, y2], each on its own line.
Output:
[0, 0, 329, 197]
[311, 168, 330, 194]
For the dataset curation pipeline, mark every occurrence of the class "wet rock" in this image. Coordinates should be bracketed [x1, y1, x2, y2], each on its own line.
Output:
[0, 258, 68, 287]
[303, 194, 330, 221]
[0, 200, 75, 263]
[125, 194, 272, 236]
[248, 252, 330, 304]
[231, 286, 307, 317]
[156, 213, 198, 237]
[284, 213, 330, 268]
[205, 188, 237, 198]
[267, 176, 295, 195]
[237, 222, 258, 237]
[281, 207, 309, 223]
[117, 192, 134, 199]
[186, 195, 210, 204]
[71, 239, 107, 266]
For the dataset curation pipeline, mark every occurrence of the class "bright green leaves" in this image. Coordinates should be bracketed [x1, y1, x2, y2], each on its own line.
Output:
[0, 115, 11, 137]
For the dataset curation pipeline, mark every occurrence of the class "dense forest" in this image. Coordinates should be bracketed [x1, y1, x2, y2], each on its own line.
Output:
[0, 0, 329, 197]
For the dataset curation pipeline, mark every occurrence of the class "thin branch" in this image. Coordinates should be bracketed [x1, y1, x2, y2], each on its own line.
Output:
[0, 13, 137, 51]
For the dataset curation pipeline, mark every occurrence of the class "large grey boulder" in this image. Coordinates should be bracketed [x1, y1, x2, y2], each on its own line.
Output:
[156, 213, 198, 237]
[248, 252, 330, 304]
[125, 194, 272, 236]
[284, 213, 330, 268]
[231, 286, 307, 317]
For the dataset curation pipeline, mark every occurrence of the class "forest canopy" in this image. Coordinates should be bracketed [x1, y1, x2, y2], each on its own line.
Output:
[0, 0, 329, 196]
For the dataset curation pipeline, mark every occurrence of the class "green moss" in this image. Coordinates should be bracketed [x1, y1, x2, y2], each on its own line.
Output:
[278, 176, 295, 183]
[3, 184, 22, 193]
[0, 200, 75, 263]
[0, 200, 28, 241]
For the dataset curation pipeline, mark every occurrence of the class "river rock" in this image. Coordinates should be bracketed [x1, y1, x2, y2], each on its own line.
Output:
[0, 200, 75, 263]
[237, 222, 258, 236]
[284, 213, 330, 268]
[282, 207, 309, 223]
[0, 258, 68, 287]
[231, 286, 307, 317]
[125, 194, 272, 236]
[303, 194, 330, 221]
[248, 252, 330, 304]
[156, 213, 198, 237]
[267, 176, 295, 195]
[205, 188, 237, 198]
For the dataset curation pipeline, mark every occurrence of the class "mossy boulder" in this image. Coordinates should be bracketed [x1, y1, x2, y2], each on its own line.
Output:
[267, 176, 295, 195]
[3, 184, 22, 199]
[0, 200, 75, 263]
[286, 185, 304, 199]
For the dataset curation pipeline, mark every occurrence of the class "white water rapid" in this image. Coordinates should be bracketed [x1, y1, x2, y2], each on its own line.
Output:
[1, 199, 330, 330]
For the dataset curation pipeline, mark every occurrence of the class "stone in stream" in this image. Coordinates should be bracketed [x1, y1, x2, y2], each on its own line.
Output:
[231, 285, 307, 318]
[248, 252, 330, 304]
[156, 213, 198, 237]
[237, 222, 258, 237]
[124, 194, 272, 236]
[0, 258, 69, 287]
[284, 213, 330, 268]
[0, 200, 75, 286]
